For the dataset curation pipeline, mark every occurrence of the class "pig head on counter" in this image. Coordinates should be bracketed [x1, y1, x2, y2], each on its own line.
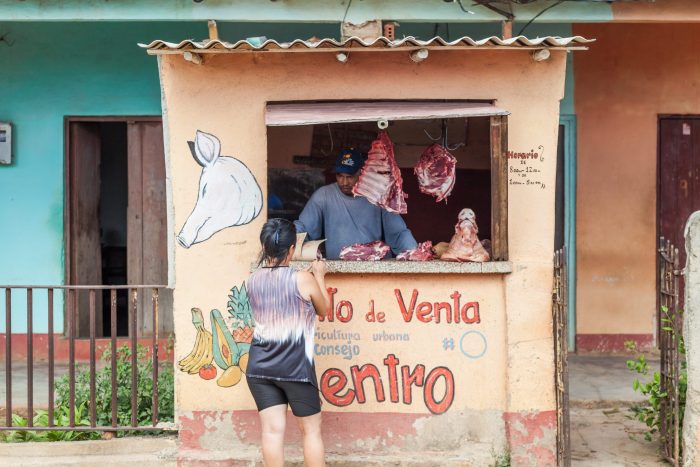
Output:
[177, 130, 263, 248]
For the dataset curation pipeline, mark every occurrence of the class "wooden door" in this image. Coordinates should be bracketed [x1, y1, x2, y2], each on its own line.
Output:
[68, 122, 103, 336]
[127, 121, 172, 335]
[658, 117, 700, 332]
[659, 117, 700, 263]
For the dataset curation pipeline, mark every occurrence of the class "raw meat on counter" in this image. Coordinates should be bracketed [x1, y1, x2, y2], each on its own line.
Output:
[352, 131, 408, 214]
[439, 208, 490, 262]
[339, 241, 391, 261]
[414, 144, 457, 203]
[397, 241, 435, 261]
[435, 239, 490, 259]
[432, 241, 450, 259]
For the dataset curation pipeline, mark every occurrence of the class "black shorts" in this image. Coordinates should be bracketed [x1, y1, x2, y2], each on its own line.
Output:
[246, 376, 321, 417]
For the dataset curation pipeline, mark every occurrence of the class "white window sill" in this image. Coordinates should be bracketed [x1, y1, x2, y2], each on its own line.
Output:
[252, 260, 512, 274]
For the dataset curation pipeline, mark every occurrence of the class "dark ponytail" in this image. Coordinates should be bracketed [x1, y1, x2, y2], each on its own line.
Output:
[259, 218, 297, 267]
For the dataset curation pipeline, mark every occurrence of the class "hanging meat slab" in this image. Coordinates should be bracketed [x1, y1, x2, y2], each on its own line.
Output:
[397, 241, 435, 261]
[352, 131, 408, 214]
[414, 143, 457, 203]
[440, 208, 490, 262]
[339, 240, 391, 261]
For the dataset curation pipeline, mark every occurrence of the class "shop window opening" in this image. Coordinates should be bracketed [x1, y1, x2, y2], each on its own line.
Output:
[265, 101, 508, 263]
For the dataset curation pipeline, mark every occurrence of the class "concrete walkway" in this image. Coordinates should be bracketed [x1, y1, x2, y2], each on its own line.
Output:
[0, 435, 178, 467]
[569, 354, 667, 466]
[0, 354, 671, 466]
[0, 363, 69, 411]
[570, 355, 648, 407]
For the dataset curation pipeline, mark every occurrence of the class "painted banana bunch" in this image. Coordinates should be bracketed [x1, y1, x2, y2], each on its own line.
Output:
[179, 283, 255, 388]
[178, 308, 214, 375]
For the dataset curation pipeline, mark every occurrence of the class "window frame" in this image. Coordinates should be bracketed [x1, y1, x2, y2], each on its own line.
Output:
[490, 114, 508, 261]
[265, 100, 510, 269]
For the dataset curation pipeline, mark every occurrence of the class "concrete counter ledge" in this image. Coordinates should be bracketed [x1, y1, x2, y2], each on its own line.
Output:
[252, 260, 512, 274]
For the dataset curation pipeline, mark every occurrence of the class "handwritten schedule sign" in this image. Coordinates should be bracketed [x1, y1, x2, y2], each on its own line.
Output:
[508, 146, 546, 189]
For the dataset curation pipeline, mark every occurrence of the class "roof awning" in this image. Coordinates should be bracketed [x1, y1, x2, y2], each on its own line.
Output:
[140, 35, 593, 55]
[265, 101, 509, 126]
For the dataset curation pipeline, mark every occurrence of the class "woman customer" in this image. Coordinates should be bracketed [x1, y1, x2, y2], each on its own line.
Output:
[245, 218, 330, 467]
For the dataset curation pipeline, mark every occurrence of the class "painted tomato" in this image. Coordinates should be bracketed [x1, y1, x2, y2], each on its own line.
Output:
[199, 364, 217, 380]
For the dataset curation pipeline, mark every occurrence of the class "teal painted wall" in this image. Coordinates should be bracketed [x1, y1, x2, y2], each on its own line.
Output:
[0, 22, 203, 333]
[0, 21, 346, 333]
[0, 0, 613, 23]
[0, 21, 574, 333]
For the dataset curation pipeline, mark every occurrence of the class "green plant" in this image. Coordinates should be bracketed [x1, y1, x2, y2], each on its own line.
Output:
[0, 403, 98, 442]
[491, 449, 510, 467]
[626, 306, 687, 451]
[2, 343, 174, 443]
[54, 343, 175, 428]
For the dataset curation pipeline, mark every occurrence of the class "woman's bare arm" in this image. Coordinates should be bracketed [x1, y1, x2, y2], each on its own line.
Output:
[298, 261, 330, 317]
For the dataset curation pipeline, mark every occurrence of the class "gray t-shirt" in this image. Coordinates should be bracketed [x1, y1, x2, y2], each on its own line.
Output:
[294, 183, 417, 260]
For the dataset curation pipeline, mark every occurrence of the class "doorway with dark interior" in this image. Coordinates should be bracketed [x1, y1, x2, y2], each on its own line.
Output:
[555, 116, 577, 351]
[65, 117, 172, 338]
[658, 116, 700, 335]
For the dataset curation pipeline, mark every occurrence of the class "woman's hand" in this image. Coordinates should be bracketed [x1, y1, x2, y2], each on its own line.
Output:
[310, 259, 327, 278]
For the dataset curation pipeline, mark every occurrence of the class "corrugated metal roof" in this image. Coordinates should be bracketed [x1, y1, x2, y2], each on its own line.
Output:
[140, 35, 593, 55]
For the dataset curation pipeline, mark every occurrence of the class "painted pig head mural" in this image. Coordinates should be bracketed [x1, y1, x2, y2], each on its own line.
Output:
[177, 130, 263, 248]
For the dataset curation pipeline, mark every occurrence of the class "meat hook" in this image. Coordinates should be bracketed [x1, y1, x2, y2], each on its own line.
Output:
[320, 123, 335, 156]
[423, 119, 465, 151]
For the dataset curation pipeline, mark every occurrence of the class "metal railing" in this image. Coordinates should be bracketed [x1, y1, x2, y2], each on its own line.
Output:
[658, 238, 683, 466]
[1, 285, 168, 432]
[553, 248, 570, 467]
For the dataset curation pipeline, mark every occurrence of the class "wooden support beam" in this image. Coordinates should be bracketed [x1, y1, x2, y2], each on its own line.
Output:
[490, 115, 509, 261]
[501, 20, 513, 40]
[183, 51, 203, 65]
[208, 19, 219, 42]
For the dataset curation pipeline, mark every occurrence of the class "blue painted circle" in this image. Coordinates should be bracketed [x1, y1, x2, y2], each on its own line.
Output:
[459, 330, 488, 359]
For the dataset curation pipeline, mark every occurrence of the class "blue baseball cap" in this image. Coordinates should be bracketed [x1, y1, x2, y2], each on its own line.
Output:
[334, 148, 365, 175]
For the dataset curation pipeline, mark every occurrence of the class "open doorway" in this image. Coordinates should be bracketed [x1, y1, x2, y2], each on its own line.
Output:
[65, 117, 172, 338]
[556, 116, 577, 351]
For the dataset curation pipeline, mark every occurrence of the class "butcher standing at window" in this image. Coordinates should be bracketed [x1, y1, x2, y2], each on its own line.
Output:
[294, 148, 417, 260]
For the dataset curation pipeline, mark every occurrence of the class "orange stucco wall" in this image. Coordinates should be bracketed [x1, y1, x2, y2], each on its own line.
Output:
[157, 48, 567, 459]
[613, 0, 700, 22]
[574, 23, 700, 342]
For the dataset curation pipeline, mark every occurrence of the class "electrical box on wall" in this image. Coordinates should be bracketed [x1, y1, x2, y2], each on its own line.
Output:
[0, 123, 11, 165]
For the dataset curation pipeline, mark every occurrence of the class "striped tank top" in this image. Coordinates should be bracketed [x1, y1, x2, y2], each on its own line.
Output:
[246, 266, 318, 386]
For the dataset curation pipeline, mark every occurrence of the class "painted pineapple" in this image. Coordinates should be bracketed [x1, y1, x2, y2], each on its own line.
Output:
[207, 283, 254, 387]
[228, 283, 254, 344]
